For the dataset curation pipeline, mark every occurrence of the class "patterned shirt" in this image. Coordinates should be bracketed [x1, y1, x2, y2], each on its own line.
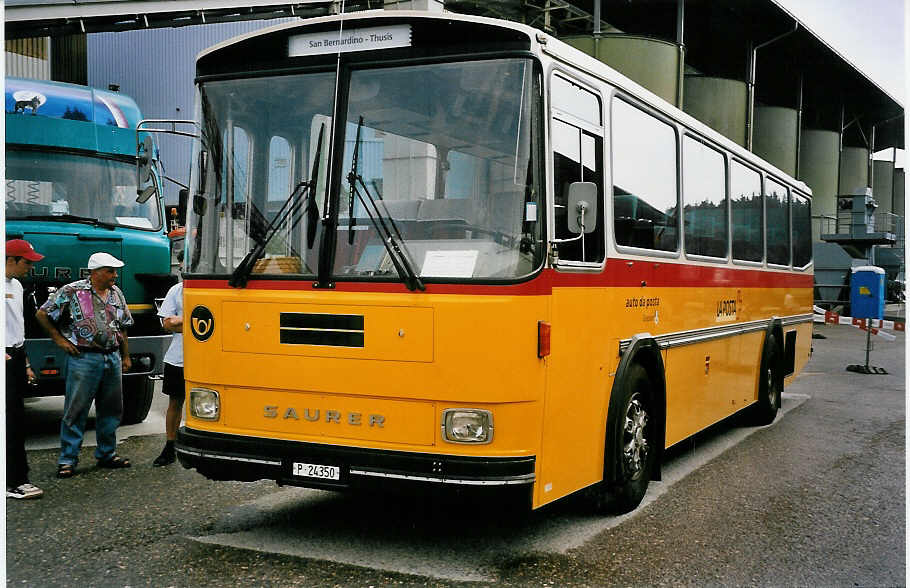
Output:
[39, 279, 134, 351]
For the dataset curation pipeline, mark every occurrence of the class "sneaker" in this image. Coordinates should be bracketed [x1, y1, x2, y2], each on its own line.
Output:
[7, 483, 44, 499]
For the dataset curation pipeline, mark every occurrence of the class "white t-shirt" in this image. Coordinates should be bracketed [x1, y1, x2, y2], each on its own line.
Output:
[158, 282, 183, 367]
[5, 277, 25, 348]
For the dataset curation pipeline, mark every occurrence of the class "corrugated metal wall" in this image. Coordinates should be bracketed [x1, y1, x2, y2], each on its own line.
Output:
[6, 38, 51, 80]
[86, 19, 292, 203]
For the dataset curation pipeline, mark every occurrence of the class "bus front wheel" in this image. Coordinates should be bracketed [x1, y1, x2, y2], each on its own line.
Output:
[592, 363, 655, 514]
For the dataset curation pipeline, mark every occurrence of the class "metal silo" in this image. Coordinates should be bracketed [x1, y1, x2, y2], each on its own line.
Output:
[838, 146, 870, 195]
[873, 160, 894, 215]
[799, 129, 839, 241]
[753, 105, 798, 177]
[893, 168, 905, 218]
[683, 76, 748, 147]
[563, 35, 681, 106]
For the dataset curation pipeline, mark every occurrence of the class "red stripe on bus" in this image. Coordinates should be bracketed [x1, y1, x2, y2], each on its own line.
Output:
[184, 260, 812, 294]
[550, 260, 814, 289]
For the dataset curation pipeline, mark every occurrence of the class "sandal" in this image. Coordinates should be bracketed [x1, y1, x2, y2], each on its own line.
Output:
[56, 464, 75, 478]
[97, 455, 131, 469]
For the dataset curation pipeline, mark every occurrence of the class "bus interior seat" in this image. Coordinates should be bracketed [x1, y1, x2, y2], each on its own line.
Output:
[416, 198, 480, 239]
[614, 216, 635, 247]
[378, 199, 421, 221]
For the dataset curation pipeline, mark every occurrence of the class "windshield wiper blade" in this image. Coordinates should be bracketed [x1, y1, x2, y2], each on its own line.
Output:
[347, 116, 363, 245]
[19, 214, 118, 229]
[346, 118, 424, 292]
[228, 124, 325, 288]
[228, 181, 311, 288]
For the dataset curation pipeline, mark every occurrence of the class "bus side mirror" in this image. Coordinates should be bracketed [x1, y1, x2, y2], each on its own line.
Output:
[567, 181, 597, 234]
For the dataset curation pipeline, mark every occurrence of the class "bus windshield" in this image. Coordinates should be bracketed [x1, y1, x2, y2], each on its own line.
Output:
[5, 150, 162, 231]
[187, 57, 544, 282]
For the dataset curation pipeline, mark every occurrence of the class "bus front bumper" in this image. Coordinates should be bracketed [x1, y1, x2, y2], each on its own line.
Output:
[176, 427, 536, 490]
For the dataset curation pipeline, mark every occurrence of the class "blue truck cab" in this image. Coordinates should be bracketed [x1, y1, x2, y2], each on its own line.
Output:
[5, 77, 174, 424]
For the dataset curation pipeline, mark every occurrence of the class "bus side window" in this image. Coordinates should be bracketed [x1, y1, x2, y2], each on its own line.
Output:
[731, 160, 763, 263]
[791, 191, 812, 268]
[551, 76, 604, 264]
[682, 136, 728, 259]
[611, 98, 678, 252]
[765, 178, 790, 266]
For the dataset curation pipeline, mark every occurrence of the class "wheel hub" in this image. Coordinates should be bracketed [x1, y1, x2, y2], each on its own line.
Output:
[622, 396, 649, 476]
[766, 367, 777, 408]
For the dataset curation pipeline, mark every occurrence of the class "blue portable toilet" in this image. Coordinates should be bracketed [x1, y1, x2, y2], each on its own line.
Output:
[850, 266, 886, 319]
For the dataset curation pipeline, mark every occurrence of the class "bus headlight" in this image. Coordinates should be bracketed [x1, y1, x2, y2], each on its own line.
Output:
[442, 409, 493, 444]
[190, 388, 220, 421]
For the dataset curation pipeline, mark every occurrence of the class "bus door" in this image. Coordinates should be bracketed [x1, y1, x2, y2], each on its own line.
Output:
[539, 73, 610, 503]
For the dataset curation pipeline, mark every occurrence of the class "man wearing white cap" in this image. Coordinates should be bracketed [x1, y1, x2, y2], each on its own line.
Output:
[36, 252, 135, 478]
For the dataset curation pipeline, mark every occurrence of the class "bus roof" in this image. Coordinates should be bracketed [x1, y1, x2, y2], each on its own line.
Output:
[5, 77, 143, 156]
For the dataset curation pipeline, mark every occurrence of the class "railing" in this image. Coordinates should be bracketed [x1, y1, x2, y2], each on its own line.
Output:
[814, 212, 902, 236]
[812, 214, 837, 236]
[874, 212, 900, 235]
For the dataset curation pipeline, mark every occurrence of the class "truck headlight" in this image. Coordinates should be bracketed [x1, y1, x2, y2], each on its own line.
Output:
[190, 388, 220, 421]
[442, 408, 493, 444]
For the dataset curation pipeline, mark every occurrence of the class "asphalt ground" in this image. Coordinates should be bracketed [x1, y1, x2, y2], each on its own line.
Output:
[4, 322, 905, 586]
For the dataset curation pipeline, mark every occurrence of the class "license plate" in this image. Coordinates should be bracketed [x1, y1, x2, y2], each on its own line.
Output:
[291, 462, 340, 481]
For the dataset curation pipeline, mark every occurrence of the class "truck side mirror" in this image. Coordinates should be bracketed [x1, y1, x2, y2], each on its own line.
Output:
[567, 181, 598, 234]
[137, 135, 154, 190]
[177, 188, 188, 225]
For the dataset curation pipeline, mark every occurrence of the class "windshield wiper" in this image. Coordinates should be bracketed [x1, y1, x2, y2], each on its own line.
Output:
[228, 124, 324, 288]
[18, 214, 119, 230]
[346, 116, 425, 292]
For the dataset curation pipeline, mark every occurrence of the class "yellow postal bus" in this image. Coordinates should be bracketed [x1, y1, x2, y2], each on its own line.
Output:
[175, 10, 813, 513]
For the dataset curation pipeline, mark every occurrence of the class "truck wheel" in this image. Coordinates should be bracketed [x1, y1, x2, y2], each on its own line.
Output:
[748, 333, 781, 426]
[121, 376, 154, 425]
[592, 363, 655, 514]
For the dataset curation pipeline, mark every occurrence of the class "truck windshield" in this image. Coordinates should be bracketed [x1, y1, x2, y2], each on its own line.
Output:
[5, 150, 162, 231]
[186, 57, 543, 282]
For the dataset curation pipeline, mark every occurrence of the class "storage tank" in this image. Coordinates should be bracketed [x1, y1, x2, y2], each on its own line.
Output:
[873, 160, 894, 215]
[838, 146, 870, 195]
[893, 168, 905, 217]
[799, 129, 839, 241]
[753, 105, 798, 177]
[683, 75, 747, 147]
[563, 35, 680, 106]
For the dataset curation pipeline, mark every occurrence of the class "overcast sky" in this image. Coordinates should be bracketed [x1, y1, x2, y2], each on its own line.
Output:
[776, 0, 905, 104]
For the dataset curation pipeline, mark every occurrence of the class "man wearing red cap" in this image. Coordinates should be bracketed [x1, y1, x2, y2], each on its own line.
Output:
[5, 239, 45, 499]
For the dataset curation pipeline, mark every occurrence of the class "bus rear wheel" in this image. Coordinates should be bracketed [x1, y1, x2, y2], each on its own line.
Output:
[121, 376, 154, 425]
[592, 363, 654, 514]
[748, 334, 781, 426]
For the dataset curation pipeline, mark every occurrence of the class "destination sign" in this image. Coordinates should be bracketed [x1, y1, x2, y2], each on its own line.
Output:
[289, 24, 412, 57]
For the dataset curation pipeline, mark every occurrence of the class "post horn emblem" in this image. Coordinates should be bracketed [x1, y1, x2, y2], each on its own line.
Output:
[190, 305, 215, 341]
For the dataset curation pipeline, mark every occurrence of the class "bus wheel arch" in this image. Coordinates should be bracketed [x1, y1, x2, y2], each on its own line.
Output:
[592, 335, 666, 514]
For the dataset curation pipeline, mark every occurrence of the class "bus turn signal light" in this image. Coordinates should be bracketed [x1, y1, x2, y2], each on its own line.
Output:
[538, 321, 551, 358]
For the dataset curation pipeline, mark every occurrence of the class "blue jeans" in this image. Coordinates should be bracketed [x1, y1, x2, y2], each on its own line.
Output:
[59, 351, 123, 466]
